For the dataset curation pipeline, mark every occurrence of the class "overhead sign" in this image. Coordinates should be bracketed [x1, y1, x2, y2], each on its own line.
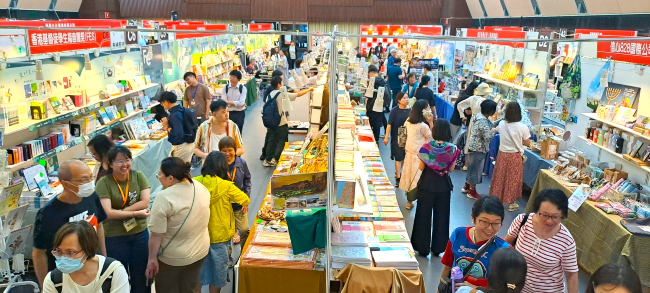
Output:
[465, 29, 527, 48]
[535, 29, 566, 52]
[165, 22, 226, 39]
[404, 25, 442, 36]
[574, 29, 637, 38]
[0, 19, 125, 54]
[484, 26, 524, 31]
[159, 25, 168, 41]
[597, 40, 650, 66]
[249, 23, 273, 32]
[125, 25, 138, 45]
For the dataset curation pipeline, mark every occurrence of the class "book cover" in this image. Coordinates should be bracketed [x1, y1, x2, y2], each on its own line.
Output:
[0, 182, 24, 216]
[2, 204, 28, 237]
[62, 96, 75, 110]
[49, 97, 63, 114]
[331, 232, 368, 246]
[4, 225, 32, 257]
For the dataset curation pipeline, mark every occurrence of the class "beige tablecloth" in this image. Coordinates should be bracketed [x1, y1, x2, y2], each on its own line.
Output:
[527, 170, 650, 287]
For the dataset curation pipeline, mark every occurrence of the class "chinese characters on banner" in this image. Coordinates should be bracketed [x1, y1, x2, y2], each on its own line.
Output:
[28, 31, 111, 54]
[597, 41, 650, 66]
[465, 29, 527, 48]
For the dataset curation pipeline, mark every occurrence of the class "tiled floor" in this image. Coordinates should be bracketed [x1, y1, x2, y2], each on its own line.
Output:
[199, 100, 592, 292]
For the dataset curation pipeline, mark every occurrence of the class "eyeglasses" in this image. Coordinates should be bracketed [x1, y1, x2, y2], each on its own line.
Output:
[52, 248, 83, 258]
[537, 212, 563, 222]
[69, 178, 93, 184]
[114, 159, 132, 166]
[477, 220, 502, 229]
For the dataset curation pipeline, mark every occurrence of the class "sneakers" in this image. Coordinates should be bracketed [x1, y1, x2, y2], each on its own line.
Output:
[482, 172, 489, 176]
[395, 177, 401, 187]
[263, 159, 277, 167]
[461, 182, 470, 193]
[508, 203, 520, 212]
[466, 189, 481, 200]
[405, 201, 414, 210]
[462, 166, 468, 171]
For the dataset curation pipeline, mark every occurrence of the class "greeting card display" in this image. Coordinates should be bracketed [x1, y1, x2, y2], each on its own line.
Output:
[271, 172, 327, 211]
[600, 83, 640, 109]
[1, 205, 28, 237]
[3, 225, 31, 258]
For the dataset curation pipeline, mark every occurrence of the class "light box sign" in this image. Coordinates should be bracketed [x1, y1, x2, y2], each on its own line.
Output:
[167, 23, 227, 39]
[484, 26, 524, 31]
[404, 25, 442, 36]
[249, 23, 273, 32]
[465, 29, 527, 48]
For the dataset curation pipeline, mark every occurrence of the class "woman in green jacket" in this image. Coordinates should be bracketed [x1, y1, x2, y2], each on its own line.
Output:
[194, 152, 250, 293]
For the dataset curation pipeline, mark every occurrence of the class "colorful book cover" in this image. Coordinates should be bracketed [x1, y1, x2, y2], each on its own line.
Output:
[2, 204, 28, 237]
[4, 225, 32, 257]
[0, 183, 24, 216]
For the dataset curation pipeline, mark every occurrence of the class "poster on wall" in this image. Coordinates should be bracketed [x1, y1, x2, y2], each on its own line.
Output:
[0, 34, 27, 59]
[464, 45, 476, 68]
[142, 44, 163, 85]
[599, 82, 641, 109]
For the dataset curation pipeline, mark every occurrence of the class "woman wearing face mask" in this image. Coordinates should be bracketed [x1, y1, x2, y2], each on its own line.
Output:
[95, 146, 152, 293]
[440, 196, 510, 289]
[43, 221, 129, 293]
[504, 189, 578, 293]
[585, 264, 642, 293]
[146, 157, 211, 293]
[87, 134, 116, 182]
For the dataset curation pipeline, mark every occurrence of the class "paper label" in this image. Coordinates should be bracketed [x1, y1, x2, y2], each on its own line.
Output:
[568, 184, 589, 212]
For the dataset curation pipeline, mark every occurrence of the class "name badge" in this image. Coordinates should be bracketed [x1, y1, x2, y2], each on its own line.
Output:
[123, 218, 137, 232]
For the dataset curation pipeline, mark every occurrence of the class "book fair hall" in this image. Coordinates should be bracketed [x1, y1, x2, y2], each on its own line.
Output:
[0, 2, 650, 292]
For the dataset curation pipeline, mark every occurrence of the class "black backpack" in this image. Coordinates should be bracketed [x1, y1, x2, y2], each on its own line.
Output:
[225, 84, 243, 95]
[181, 107, 199, 143]
[51, 257, 116, 293]
[262, 92, 283, 129]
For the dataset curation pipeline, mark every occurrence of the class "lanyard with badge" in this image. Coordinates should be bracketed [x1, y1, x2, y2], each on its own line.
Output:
[228, 167, 237, 182]
[190, 85, 198, 107]
[114, 174, 137, 232]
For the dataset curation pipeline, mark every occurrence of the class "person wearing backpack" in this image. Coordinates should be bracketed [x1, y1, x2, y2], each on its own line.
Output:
[160, 91, 198, 163]
[262, 76, 313, 167]
[260, 70, 286, 161]
[365, 65, 391, 142]
[43, 221, 129, 293]
[221, 70, 247, 134]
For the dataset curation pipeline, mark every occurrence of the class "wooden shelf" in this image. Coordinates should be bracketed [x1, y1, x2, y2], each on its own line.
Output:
[4, 83, 159, 135]
[581, 112, 650, 141]
[577, 136, 650, 174]
[474, 73, 541, 93]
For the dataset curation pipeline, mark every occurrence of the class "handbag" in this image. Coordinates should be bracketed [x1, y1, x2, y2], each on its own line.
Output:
[503, 123, 528, 163]
[405, 169, 420, 202]
[438, 235, 496, 293]
[397, 125, 407, 148]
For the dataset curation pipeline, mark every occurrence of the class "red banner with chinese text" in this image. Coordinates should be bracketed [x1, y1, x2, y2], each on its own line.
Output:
[574, 29, 637, 38]
[249, 23, 273, 32]
[484, 26, 524, 31]
[465, 29, 527, 48]
[0, 19, 123, 54]
[404, 25, 442, 36]
[166, 23, 227, 39]
[597, 40, 650, 66]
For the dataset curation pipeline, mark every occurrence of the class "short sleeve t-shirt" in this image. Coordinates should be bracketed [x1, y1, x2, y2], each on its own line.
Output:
[95, 170, 151, 237]
[388, 107, 410, 140]
[497, 121, 531, 153]
[148, 180, 210, 267]
[506, 213, 578, 293]
[387, 65, 403, 90]
[441, 227, 511, 287]
[33, 194, 107, 271]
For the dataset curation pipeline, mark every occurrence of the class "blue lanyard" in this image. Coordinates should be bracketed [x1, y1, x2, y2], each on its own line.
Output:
[190, 85, 198, 101]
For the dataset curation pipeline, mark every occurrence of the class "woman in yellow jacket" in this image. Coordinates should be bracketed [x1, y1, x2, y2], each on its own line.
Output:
[194, 152, 250, 293]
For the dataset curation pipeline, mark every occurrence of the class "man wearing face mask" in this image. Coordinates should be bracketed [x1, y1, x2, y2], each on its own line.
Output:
[32, 159, 108, 289]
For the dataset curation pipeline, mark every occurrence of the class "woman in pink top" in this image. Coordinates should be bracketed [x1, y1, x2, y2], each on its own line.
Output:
[504, 189, 578, 293]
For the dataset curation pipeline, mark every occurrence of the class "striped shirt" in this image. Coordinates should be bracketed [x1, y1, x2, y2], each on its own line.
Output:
[507, 213, 578, 293]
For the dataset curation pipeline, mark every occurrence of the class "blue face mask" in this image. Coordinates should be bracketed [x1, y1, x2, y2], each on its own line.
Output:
[55, 255, 87, 274]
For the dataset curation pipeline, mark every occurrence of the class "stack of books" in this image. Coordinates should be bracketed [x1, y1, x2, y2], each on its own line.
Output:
[341, 221, 375, 238]
[331, 246, 372, 269]
[371, 244, 419, 270]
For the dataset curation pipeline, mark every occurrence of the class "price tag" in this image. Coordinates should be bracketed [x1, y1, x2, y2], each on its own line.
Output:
[568, 184, 589, 212]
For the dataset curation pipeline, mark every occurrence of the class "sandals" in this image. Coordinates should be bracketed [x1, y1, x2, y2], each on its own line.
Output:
[405, 202, 414, 210]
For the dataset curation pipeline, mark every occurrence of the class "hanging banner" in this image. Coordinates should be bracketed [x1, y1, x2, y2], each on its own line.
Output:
[404, 25, 443, 36]
[167, 23, 227, 39]
[484, 26, 524, 31]
[465, 29, 527, 48]
[249, 23, 273, 32]
[574, 29, 637, 38]
[125, 25, 138, 45]
[0, 19, 125, 54]
[597, 40, 650, 66]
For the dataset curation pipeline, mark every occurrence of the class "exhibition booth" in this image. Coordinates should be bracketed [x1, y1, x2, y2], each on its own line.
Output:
[0, 21, 649, 292]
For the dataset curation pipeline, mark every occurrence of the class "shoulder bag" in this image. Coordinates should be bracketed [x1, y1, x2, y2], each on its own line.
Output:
[438, 235, 496, 293]
[503, 123, 528, 163]
[405, 169, 420, 202]
[512, 213, 530, 247]
[397, 125, 407, 148]
[158, 183, 196, 256]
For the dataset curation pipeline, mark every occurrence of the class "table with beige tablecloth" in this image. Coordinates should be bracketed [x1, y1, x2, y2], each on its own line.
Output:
[526, 170, 650, 287]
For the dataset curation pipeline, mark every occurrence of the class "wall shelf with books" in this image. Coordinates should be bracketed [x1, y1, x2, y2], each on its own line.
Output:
[474, 73, 541, 93]
[2, 83, 159, 135]
[3, 102, 159, 173]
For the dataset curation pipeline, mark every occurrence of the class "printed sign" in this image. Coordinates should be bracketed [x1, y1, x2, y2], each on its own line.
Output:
[465, 29, 527, 48]
[125, 25, 138, 45]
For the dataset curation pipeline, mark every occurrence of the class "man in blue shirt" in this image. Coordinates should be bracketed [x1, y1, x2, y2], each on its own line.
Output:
[159, 91, 194, 163]
[386, 58, 404, 108]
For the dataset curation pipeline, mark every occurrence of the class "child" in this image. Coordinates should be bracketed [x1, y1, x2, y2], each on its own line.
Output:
[218, 137, 251, 247]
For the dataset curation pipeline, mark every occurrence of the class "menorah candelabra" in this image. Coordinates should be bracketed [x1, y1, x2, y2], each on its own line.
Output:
[606, 87, 622, 105]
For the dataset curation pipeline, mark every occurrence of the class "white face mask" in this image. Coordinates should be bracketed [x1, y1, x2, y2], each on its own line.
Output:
[73, 181, 95, 198]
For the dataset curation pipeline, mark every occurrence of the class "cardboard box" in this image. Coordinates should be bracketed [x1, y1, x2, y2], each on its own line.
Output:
[604, 168, 628, 182]
[540, 138, 561, 160]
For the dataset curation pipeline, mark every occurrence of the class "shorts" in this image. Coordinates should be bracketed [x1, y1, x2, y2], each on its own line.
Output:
[200, 241, 231, 288]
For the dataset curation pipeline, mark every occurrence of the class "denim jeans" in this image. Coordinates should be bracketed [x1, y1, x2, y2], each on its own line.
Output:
[106, 230, 151, 293]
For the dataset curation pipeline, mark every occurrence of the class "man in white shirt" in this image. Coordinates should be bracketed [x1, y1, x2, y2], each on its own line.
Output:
[422, 64, 436, 90]
[289, 41, 297, 70]
[221, 70, 248, 134]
